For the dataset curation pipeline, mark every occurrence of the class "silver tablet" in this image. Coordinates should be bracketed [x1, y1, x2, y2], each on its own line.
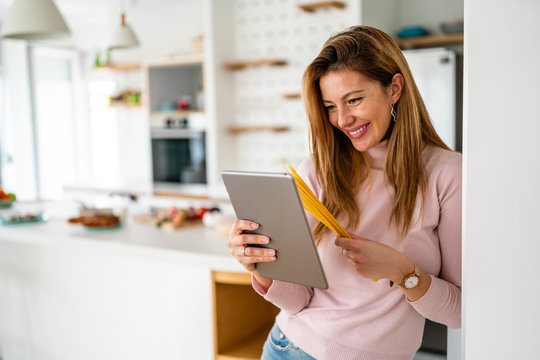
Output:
[221, 170, 328, 289]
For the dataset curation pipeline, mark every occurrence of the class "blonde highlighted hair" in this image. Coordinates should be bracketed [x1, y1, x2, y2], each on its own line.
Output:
[302, 25, 449, 241]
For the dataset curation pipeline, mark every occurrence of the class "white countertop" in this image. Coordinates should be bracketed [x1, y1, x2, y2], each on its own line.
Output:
[0, 200, 245, 273]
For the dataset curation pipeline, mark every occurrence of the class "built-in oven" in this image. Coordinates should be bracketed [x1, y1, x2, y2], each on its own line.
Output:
[150, 127, 206, 187]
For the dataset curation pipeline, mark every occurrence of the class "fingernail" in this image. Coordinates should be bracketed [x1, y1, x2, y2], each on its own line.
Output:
[250, 223, 258, 229]
[260, 237, 269, 243]
[265, 249, 275, 256]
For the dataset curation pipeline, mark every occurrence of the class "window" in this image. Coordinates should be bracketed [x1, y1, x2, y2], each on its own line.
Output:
[30, 47, 82, 199]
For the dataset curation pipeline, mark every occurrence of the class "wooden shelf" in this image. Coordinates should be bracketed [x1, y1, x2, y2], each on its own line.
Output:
[212, 271, 279, 360]
[213, 271, 252, 285]
[224, 59, 287, 70]
[151, 110, 204, 117]
[298, 1, 346, 12]
[395, 33, 463, 49]
[93, 63, 141, 71]
[216, 330, 270, 360]
[108, 103, 141, 108]
[282, 92, 301, 99]
[227, 125, 291, 135]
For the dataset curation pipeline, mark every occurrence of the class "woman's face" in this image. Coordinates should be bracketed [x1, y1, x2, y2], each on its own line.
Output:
[320, 68, 399, 152]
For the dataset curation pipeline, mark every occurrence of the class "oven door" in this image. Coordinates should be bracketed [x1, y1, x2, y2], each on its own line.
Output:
[150, 129, 206, 185]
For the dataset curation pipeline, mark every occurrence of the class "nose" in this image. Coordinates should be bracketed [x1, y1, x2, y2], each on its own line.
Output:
[337, 107, 355, 128]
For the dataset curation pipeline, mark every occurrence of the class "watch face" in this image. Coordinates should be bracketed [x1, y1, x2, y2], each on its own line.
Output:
[404, 275, 419, 289]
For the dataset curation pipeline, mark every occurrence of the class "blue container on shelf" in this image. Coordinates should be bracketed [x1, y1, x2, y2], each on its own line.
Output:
[397, 26, 429, 38]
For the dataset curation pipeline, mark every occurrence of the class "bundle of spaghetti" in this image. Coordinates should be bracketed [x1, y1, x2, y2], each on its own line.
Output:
[287, 165, 378, 283]
[286, 165, 350, 239]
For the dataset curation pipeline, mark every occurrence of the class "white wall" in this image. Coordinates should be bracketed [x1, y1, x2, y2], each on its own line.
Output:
[463, 0, 540, 358]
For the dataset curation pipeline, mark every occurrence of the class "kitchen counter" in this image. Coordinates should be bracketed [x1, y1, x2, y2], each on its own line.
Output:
[0, 216, 242, 273]
[0, 198, 240, 267]
[0, 201, 245, 360]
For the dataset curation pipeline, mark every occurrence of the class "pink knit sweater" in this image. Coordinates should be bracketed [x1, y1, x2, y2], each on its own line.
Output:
[252, 140, 461, 360]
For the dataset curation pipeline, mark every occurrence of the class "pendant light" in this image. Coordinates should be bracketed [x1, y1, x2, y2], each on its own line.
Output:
[108, 12, 139, 50]
[1, 0, 71, 40]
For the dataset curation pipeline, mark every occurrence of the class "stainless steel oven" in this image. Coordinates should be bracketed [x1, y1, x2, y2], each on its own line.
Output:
[150, 128, 206, 186]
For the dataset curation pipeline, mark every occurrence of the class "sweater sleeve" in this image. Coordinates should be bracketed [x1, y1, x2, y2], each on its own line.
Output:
[250, 158, 318, 314]
[252, 275, 314, 314]
[409, 154, 462, 329]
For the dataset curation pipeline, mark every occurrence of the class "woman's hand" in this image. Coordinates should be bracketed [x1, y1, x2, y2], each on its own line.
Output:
[227, 219, 276, 289]
[334, 234, 412, 285]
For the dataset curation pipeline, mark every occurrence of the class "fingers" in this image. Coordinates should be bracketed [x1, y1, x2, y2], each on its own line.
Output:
[227, 219, 276, 272]
[229, 219, 259, 236]
[334, 237, 363, 252]
[239, 246, 277, 263]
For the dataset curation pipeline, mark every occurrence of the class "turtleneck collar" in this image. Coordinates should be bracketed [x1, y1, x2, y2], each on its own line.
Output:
[366, 139, 388, 170]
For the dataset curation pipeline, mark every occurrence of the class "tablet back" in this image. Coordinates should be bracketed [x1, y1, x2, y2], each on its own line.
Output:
[222, 170, 328, 289]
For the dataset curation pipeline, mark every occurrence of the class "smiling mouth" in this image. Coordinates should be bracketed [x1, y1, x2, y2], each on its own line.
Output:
[348, 123, 370, 136]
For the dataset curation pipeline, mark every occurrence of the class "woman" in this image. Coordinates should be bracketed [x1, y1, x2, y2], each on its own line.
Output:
[227, 26, 461, 360]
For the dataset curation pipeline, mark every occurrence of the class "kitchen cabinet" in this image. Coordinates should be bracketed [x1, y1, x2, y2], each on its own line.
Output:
[212, 271, 279, 360]
[145, 54, 205, 123]
[144, 54, 209, 193]
[0, 215, 235, 360]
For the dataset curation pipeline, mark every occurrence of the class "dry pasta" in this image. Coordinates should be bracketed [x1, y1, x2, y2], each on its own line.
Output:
[287, 165, 377, 282]
[286, 165, 350, 239]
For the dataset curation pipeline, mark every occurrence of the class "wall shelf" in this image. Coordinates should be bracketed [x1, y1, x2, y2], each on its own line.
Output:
[227, 125, 291, 135]
[282, 92, 301, 99]
[298, 1, 346, 13]
[224, 59, 287, 70]
[108, 103, 141, 108]
[395, 33, 463, 49]
[93, 63, 141, 71]
[151, 110, 204, 117]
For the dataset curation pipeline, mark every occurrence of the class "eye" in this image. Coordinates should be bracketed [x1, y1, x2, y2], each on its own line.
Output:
[347, 97, 363, 105]
[325, 104, 337, 112]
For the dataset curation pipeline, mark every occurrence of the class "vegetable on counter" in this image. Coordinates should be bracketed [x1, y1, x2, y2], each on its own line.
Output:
[133, 205, 221, 231]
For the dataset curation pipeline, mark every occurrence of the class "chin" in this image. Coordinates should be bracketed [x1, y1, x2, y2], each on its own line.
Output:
[350, 139, 374, 153]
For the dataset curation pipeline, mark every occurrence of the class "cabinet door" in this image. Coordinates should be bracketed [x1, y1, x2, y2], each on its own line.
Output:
[0, 241, 214, 360]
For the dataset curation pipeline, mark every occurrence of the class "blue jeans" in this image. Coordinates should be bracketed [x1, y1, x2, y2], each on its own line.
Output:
[261, 323, 317, 360]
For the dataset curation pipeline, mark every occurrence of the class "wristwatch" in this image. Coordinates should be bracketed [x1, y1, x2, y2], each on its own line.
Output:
[390, 264, 420, 289]
[400, 269, 420, 289]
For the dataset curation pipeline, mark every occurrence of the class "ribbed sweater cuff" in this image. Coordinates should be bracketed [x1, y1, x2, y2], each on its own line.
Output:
[408, 274, 461, 328]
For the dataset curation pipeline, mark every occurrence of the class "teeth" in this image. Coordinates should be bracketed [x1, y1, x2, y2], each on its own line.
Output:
[350, 124, 368, 135]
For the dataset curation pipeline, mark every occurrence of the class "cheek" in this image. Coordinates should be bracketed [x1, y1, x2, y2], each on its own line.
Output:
[327, 112, 338, 126]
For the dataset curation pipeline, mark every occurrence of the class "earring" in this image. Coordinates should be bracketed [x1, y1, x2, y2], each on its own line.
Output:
[390, 103, 397, 122]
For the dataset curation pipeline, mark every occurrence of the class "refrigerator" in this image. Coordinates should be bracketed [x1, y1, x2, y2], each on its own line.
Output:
[402, 48, 460, 151]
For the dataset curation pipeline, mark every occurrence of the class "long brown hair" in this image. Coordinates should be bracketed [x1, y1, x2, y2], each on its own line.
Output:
[302, 25, 449, 241]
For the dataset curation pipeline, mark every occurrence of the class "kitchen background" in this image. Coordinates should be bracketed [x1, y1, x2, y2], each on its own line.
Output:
[0, 0, 463, 201]
[0, 0, 463, 359]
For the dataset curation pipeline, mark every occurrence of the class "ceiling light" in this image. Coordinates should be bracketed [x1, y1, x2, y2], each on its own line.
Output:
[108, 13, 139, 50]
[1, 0, 71, 40]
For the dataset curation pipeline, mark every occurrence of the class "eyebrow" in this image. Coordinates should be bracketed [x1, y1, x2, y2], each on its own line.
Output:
[322, 89, 365, 103]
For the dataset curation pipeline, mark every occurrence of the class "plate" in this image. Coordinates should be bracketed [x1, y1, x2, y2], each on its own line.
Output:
[0, 199, 15, 208]
[83, 221, 123, 231]
[0, 212, 46, 225]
